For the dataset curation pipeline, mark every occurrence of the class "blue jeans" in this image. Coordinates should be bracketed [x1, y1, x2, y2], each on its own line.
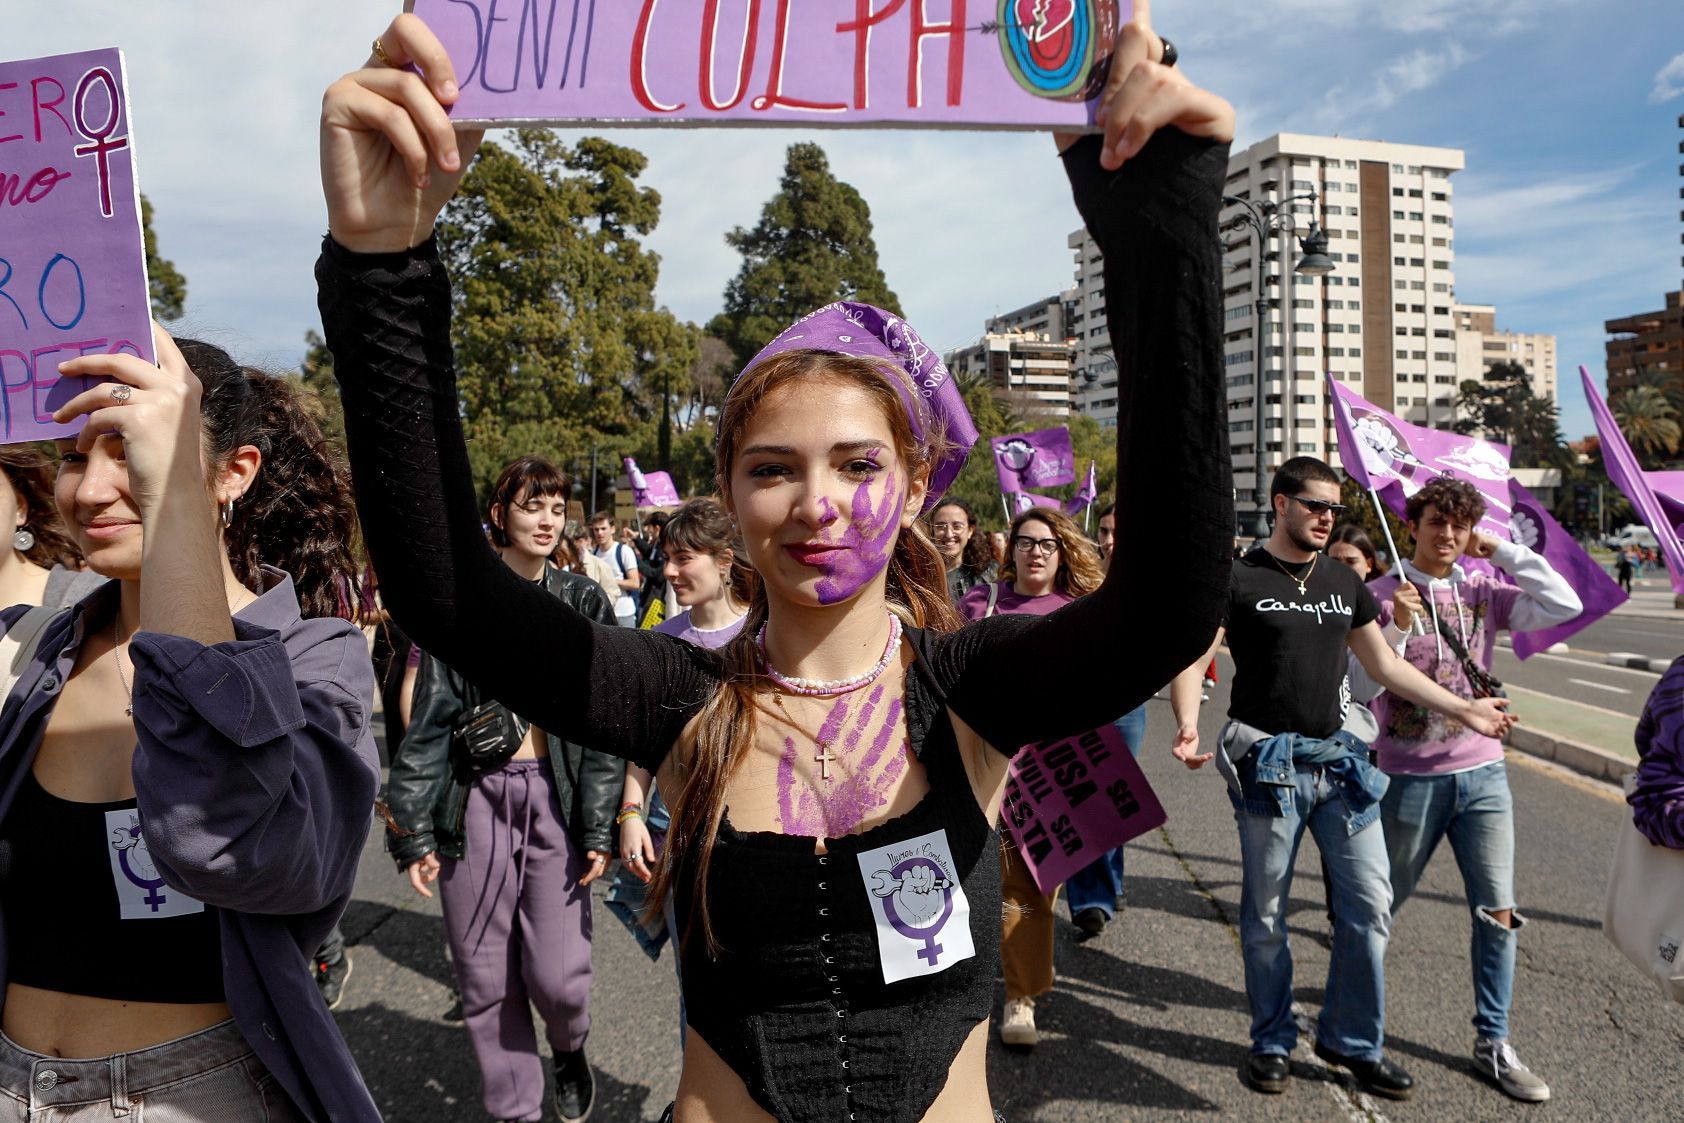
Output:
[1065, 706, 1147, 920]
[1235, 766, 1393, 1059]
[1382, 761, 1519, 1041]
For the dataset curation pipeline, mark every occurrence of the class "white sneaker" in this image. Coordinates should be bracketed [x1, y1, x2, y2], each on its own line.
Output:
[1472, 1038, 1550, 1102]
[1000, 997, 1038, 1049]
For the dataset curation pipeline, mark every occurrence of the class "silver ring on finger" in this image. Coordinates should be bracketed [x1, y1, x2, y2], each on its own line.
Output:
[109, 383, 133, 404]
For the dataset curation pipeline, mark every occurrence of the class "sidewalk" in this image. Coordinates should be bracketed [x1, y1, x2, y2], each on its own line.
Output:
[1608, 579, 1680, 620]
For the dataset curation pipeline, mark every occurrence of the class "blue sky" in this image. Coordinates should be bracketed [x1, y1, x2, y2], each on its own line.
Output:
[11, 1, 1682, 443]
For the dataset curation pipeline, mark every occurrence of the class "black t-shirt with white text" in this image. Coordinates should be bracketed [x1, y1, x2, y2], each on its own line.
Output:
[1223, 546, 1380, 739]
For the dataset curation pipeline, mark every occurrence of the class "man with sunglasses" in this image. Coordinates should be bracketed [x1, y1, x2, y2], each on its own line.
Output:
[1352, 477, 1578, 1103]
[1169, 458, 1516, 1100]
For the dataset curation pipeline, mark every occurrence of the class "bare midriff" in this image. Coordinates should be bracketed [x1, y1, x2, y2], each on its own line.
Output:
[510, 722, 550, 761]
[671, 1022, 994, 1123]
[3, 984, 232, 1057]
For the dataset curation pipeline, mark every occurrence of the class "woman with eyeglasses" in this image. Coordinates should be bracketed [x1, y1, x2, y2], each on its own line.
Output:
[957, 507, 1106, 1050]
[927, 499, 996, 604]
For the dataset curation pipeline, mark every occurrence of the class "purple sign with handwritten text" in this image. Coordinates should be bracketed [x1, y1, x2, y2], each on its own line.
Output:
[624, 456, 682, 508]
[1002, 721, 1166, 897]
[407, 0, 1128, 129]
[0, 48, 152, 446]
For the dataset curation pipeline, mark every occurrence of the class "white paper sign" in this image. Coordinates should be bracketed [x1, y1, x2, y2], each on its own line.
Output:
[855, 828, 974, 985]
[105, 809, 204, 920]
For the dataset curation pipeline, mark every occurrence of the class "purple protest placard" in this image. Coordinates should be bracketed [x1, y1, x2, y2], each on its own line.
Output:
[408, 0, 1128, 130]
[0, 48, 152, 446]
[624, 457, 683, 508]
[1584, 366, 1684, 597]
[992, 426, 1075, 494]
[1001, 722, 1166, 897]
[1329, 376, 1624, 656]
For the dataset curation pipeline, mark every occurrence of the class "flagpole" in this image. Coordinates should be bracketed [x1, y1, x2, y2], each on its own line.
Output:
[1367, 484, 1425, 635]
[1000, 494, 1012, 526]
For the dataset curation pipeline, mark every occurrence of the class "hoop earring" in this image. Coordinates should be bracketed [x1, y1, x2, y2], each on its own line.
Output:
[12, 527, 33, 553]
[220, 499, 236, 529]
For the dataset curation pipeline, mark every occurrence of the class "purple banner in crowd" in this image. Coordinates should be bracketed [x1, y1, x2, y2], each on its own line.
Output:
[624, 457, 682, 508]
[1064, 459, 1097, 516]
[1002, 722, 1166, 897]
[1584, 366, 1684, 597]
[0, 49, 153, 446]
[409, 0, 1126, 130]
[1329, 375, 1623, 658]
[1646, 472, 1684, 538]
[992, 426, 1075, 494]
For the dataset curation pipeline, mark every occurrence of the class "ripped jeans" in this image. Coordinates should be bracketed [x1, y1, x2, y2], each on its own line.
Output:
[1382, 760, 1521, 1041]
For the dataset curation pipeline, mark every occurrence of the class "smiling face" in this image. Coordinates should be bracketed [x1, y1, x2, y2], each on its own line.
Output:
[929, 502, 971, 566]
[494, 485, 567, 567]
[728, 378, 924, 609]
[53, 433, 230, 580]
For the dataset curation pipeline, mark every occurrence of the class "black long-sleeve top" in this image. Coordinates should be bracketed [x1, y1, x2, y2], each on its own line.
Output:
[321, 128, 1232, 1122]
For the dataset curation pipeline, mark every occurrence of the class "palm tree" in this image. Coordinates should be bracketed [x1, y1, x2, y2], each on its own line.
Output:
[1612, 384, 1682, 467]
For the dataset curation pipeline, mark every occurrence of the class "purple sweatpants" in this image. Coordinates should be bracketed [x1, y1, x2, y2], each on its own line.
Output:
[438, 760, 593, 1123]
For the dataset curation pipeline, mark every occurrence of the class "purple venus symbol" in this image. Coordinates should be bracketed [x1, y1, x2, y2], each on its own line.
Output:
[883, 856, 954, 967]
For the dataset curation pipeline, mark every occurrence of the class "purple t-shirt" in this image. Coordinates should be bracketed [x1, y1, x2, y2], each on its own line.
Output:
[956, 582, 1074, 621]
[653, 609, 746, 651]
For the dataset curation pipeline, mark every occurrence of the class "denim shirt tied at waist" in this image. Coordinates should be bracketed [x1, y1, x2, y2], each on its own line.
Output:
[1215, 719, 1390, 835]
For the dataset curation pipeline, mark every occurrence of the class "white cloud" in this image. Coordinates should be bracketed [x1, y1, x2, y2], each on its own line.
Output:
[1318, 42, 1470, 124]
[1652, 52, 1684, 102]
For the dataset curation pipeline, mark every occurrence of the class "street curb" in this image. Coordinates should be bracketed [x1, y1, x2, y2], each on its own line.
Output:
[1505, 726, 1633, 784]
[1606, 652, 1674, 673]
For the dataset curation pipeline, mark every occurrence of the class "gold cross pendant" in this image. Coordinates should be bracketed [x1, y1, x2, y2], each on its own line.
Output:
[815, 744, 838, 781]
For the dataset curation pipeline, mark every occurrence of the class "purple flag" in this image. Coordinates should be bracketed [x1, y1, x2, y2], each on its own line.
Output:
[623, 457, 681, 508]
[1009, 492, 1064, 516]
[409, 0, 1127, 131]
[992, 427, 1076, 494]
[1331, 376, 1620, 657]
[1583, 366, 1684, 596]
[0, 49, 154, 446]
[1506, 480, 1626, 658]
[1646, 472, 1684, 539]
[1063, 460, 1098, 516]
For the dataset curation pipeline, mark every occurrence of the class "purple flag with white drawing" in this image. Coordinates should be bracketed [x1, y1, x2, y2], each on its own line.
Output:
[992, 427, 1076, 494]
[1008, 492, 1065, 516]
[1330, 375, 1618, 658]
[623, 457, 681, 508]
[1583, 365, 1684, 597]
[1063, 460, 1098, 516]
[0, 48, 154, 446]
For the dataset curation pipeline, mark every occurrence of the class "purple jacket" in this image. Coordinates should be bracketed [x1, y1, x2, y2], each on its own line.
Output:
[0, 568, 381, 1121]
[1634, 655, 1684, 849]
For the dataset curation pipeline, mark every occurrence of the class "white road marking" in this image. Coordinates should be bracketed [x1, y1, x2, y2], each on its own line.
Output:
[1569, 678, 1631, 695]
[1610, 627, 1684, 640]
[1506, 684, 1637, 721]
[1494, 650, 1661, 680]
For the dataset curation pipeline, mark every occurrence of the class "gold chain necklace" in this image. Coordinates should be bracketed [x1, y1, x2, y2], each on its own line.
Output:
[1268, 550, 1317, 596]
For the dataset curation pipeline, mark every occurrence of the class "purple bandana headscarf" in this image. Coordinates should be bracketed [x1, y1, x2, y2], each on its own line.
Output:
[737, 302, 979, 512]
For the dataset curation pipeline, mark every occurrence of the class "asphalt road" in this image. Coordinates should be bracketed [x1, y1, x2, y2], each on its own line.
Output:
[1493, 647, 1660, 720]
[331, 668, 1684, 1121]
[1546, 613, 1684, 664]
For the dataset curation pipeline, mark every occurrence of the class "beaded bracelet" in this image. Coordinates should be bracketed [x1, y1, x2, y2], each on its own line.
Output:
[615, 807, 643, 826]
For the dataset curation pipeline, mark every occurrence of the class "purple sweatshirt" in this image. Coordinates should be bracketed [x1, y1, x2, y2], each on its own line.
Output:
[1633, 656, 1684, 849]
[0, 568, 381, 1122]
[1362, 541, 1580, 775]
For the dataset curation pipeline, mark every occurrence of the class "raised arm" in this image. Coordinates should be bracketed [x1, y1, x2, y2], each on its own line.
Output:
[930, 16, 1235, 752]
[316, 16, 713, 769]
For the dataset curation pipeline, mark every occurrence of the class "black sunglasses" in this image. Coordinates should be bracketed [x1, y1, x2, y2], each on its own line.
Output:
[1286, 495, 1348, 517]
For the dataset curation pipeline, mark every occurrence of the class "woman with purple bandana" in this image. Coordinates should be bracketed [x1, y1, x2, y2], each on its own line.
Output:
[0, 329, 380, 1120]
[319, 3, 1235, 1119]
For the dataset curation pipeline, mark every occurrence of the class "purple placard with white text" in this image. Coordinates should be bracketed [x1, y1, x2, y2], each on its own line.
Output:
[0, 48, 152, 445]
[407, 0, 1128, 129]
[1002, 722, 1166, 897]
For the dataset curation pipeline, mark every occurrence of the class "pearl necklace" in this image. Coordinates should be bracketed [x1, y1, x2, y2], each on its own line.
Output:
[757, 612, 902, 698]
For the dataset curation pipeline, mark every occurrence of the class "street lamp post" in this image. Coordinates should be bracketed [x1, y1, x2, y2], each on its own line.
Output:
[1221, 191, 1334, 539]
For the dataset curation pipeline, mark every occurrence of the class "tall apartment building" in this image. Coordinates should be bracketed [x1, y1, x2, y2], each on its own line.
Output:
[1070, 136, 1467, 526]
[1605, 290, 1684, 396]
[944, 328, 1074, 416]
[1454, 303, 1558, 402]
[986, 291, 1077, 342]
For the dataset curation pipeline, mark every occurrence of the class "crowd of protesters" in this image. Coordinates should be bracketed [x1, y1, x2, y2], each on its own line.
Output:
[2, 6, 1680, 1123]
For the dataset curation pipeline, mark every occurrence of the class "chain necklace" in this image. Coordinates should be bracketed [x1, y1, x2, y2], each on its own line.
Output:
[112, 590, 256, 719]
[1268, 550, 1317, 596]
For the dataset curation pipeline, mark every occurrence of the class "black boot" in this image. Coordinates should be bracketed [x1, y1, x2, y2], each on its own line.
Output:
[553, 1047, 596, 1122]
[1313, 1040, 1414, 1101]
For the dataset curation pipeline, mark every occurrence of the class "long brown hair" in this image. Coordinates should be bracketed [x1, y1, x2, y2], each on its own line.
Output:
[0, 446, 82, 569]
[999, 507, 1104, 597]
[647, 349, 959, 953]
[663, 496, 756, 607]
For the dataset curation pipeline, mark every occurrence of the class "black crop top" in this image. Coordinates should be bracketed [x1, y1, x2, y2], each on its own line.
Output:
[1, 772, 224, 1004]
[321, 129, 1232, 1121]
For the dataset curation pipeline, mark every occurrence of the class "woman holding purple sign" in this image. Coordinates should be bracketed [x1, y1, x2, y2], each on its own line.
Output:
[318, 4, 1233, 1120]
[0, 329, 380, 1121]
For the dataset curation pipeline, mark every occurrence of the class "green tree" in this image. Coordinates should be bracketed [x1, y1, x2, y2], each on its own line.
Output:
[1453, 360, 1571, 471]
[709, 143, 901, 373]
[1610, 384, 1681, 469]
[436, 132, 696, 497]
[295, 329, 344, 452]
[140, 194, 187, 321]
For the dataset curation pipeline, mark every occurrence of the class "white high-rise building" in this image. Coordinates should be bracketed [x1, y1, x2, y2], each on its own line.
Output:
[1069, 133, 1466, 527]
[1453, 303, 1558, 404]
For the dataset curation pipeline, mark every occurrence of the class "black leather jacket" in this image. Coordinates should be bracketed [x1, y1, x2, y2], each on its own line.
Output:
[384, 565, 624, 869]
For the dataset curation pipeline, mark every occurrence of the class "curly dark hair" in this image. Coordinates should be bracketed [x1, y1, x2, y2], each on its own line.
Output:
[178, 339, 360, 621]
[1405, 476, 1487, 529]
[928, 497, 994, 576]
[0, 446, 82, 569]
